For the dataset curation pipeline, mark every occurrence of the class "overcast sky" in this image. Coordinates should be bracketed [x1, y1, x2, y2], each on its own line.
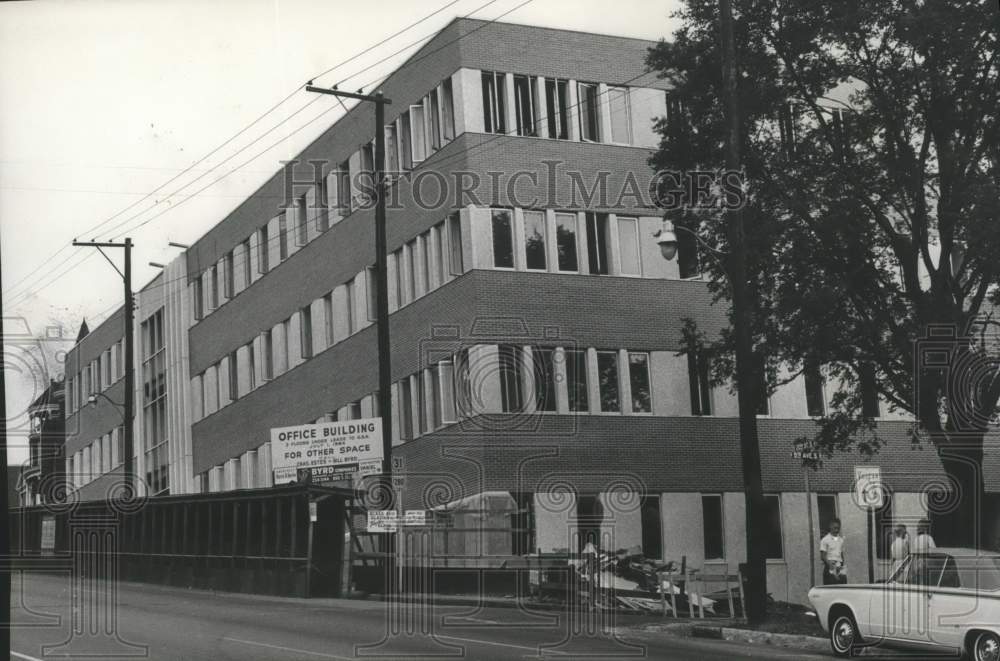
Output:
[0, 0, 680, 464]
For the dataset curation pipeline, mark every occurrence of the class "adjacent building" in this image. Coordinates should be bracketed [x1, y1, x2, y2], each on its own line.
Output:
[57, 18, 1000, 603]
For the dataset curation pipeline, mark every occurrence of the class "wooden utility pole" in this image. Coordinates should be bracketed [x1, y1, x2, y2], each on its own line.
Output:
[72, 238, 135, 496]
[719, 0, 768, 623]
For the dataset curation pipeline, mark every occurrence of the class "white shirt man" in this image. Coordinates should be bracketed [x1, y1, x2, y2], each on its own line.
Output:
[913, 531, 936, 554]
[820, 520, 847, 584]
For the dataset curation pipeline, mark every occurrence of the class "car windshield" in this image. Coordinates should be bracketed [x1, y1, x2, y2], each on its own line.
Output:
[956, 556, 1000, 591]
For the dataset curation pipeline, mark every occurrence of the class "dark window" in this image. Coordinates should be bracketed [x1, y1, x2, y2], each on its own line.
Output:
[400, 378, 413, 440]
[688, 350, 712, 415]
[545, 78, 569, 139]
[399, 113, 413, 171]
[482, 71, 506, 134]
[323, 293, 333, 346]
[300, 306, 312, 359]
[629, 352, 652, 412]
[296, 194, 308, 246]
[641, 496, 663, 559]
[566, 348, 589, 412]
[578, 82, 599, 142]
[596, 350, 620, 412]
[241, 239, 252, 287]
[532, 347, 557, 412]
[817, 494, 839, 538]
[258, 226, 269, 273]
[263, 330, 273, 380]
[317, 178, 330, 232]
[491, 209, 515, 268]
[585, 212, 609, 275]
[513, 74, 537, 136]
[859, 363, 880, 417]
[499, 344, 523, 413]
[763, 494, 784, 559]
[677, 223, 701, 278]
[524, 210, 547, 270]
[448, 212, 464, 275]
[193, 278, 204, 321]
[805, 362, 826, 416]
[210, 265, 219, 309]
[555, 212, 578, 271]
[428, 89, 442, 151]
[441, 78, 455, 141]
[702, 494, 725, 559]
[278, 214, 288, 260]
[337, 160, 351, 211]
[224, 251, 235, 298]
[228, 350, 238, 400]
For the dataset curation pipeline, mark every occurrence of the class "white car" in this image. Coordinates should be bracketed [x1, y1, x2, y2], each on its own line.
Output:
[808, 547, 1000, 660]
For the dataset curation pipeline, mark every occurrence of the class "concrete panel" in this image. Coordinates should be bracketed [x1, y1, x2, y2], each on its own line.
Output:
[650, 351, 690, 417]
[453, 68, 483, 135]
[598, 490, 642, 551]
[535, 491, 576, 553]
[661, 492, 705, 568]
[629, 87, 667, 149]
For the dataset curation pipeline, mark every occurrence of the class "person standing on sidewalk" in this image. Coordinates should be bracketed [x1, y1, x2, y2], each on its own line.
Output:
[889, 522, 910, 576]
[820, 518, 848, 585]
[913, 518, 937, 554]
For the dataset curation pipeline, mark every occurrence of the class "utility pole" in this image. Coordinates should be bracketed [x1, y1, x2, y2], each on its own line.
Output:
[72, 238, 135, 497]
[305, 84, 394, 480]
[719, 0, 768, 623]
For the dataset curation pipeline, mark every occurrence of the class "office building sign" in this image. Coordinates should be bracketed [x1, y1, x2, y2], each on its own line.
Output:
[270, 418, 383, 485]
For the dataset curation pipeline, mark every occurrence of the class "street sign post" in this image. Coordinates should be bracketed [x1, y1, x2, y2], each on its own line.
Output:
[792, 449, 819, 585]
[854, 465, 883, 583]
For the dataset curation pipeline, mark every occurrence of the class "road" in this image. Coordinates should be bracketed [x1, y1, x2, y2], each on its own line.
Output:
[10, 573, 833, 660]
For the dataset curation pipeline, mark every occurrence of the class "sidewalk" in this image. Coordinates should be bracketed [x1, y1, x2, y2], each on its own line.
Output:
[631, 620, 829, 653]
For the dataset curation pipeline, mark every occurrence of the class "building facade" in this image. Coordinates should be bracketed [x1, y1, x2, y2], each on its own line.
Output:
[59, 18, 1000, 604]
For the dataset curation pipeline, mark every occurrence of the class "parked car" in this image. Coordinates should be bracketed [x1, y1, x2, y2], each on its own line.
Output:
[808, 547, 1000, 659]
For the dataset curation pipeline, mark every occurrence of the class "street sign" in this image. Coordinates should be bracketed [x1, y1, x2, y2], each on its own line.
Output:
[270, 418, 383, 485]
[367, 510, 398, 533]
[854, 465, 884, 509]
[403, 510, 427, 526]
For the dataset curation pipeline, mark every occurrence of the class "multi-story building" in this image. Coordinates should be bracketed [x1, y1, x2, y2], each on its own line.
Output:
[60, 18, 1000, 603]
[18, 379, 65, 506]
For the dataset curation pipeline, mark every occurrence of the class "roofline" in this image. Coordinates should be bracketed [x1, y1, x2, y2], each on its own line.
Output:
[450, 16, 665, 46]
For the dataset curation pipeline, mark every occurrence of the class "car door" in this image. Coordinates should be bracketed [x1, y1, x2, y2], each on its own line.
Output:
[868, 556, 912, 642]
[925, 555, 975, 652]
[900, 553, 949, 648]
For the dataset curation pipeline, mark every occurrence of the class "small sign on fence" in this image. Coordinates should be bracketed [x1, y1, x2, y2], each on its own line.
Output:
[367, 510, 398, 533]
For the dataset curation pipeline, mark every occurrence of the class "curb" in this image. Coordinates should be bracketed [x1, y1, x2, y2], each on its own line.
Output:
[634, 621, 828, 653]
[364, 594, 669, 616]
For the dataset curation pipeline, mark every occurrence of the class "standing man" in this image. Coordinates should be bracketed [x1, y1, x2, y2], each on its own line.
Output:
[820, 518, 848, 585]
[913, 518, 936, 554]
[889, 522, 910, 575]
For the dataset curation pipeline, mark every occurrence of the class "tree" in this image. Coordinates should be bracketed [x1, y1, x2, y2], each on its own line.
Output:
[647, 0, 1000, 547]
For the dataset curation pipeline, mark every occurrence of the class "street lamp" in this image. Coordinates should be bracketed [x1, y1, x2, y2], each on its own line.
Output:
[88, 392, 124, 411]
[653, 219, 679, 261]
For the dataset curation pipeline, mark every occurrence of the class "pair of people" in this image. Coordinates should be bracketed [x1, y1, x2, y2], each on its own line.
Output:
[819, 518, 936, 585]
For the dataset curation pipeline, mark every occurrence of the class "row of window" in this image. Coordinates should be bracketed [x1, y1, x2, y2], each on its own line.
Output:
[141, 310, 169, 495]
[66, 339, 125, 414]
[482, 71, 634, 145]
[65, 426, 124, 490]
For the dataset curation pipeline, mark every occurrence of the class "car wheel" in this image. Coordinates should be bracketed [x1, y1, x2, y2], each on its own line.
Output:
[973, 632, 1000, 661]
[830, 612, 860, 658]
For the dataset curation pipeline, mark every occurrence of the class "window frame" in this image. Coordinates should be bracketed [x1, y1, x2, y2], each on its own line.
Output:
[523, 209, 548, 271]
[490, 208, 516, 269]
[702, 493, 726, 560]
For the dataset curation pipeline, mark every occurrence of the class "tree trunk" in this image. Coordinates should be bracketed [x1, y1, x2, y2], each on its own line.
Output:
[932, 435, 986, 549]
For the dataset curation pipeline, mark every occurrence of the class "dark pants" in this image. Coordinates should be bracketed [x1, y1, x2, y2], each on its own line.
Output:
[823, 567, 848, 585]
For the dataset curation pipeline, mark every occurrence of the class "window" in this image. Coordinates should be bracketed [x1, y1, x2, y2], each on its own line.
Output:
[404, 241, 416, 301]
[263, 330, 274, 380]
[577, 82, 600, 142]
[763, 494, 784, 559]
[513, 74, 537, 137]
[385, 124, 399, 174]
[596, 350, 620, 412]
[617, 216, 641, 276]
[566, 348, 589, 412]
[429, 365, 442, 429]
[448, 212, 464, 275]
[95, 355, 103, 390]
[296, 194, 308, 246]
[585, 212, 610, 275]
[678, 224, 701, 278]
[349, 400, 363, 421]
[482, 71, 506, 134]
[859, 363, 880, 417]
[555, 212, 579, 272]
[434, 221, 446, 283]
[366, 266, 377, 321]
[246, 342, 256, 390]
[629, 352, 652, 413]
[418, 238, 430, 295]
[278, 214, 288, 260]
[241, 239, 252, 287]
[545, 78, 569, 140]
[688, 350, 712, 415]
[416, 375, 427, 434]
[210, 265, 219, 309]
[393, 250, 405, 307]
[498, 344, 524, 413]
[441, 78, 455, 141]
[323, 293, 334, 346]
[409, 105, 426, 163]
[224, 251, 235, 298]
[141, 309, 168, 495]
[641, 496, 663, 559]
[702, 494, 725, 559]
[400, 377, 414, 440]
[491, 209, 515, 268]
[524, 210, 547, 270]
[257, 226, 269, 273]
[399, 113, 413, 171]
[115, 340, 123, 379]
[228, 350, 238, 400]
[607, 86, 632, 144]
[345, 279, 355, 334]
[817, 494, 838, 538]
[317, 178, 330, 232]
[440, 361, 456, 423]
[804, 362, 826, 416]
[300, 306, 312, 359]
[337, 160, 351, 211]
[532, 347, 557, 412]
[453, 347, 471, 419]
[428, 89, 442, 151]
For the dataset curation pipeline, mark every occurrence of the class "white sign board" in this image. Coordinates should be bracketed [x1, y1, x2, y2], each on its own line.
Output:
[367, 510, 398, 533]
[854, 465, 884, 509]
[403, 510, 427, 527]
[270, 418, 383, 485]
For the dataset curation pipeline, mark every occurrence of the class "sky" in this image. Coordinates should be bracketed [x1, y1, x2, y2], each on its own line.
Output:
[0, 0, 681, 464]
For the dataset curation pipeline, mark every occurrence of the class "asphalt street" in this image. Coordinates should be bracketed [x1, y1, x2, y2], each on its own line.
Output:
[10, 573, 835, 660]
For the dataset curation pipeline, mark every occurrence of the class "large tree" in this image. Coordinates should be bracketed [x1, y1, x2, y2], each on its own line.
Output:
[647, 0, 1000, 546]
